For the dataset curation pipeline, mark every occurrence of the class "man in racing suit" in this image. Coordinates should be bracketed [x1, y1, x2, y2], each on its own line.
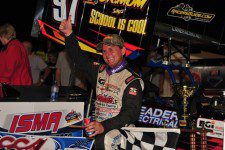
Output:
[59, 16, 144, 149]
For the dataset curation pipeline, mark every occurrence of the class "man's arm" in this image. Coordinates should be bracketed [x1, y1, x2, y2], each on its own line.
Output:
[65, 33, 98, 87]
[60, 16, 98, 87]
[55, 68, 61, 86]
[37, 67, 51, 85]
[101, 79, 143, 132]
[36, 56, 50, 85]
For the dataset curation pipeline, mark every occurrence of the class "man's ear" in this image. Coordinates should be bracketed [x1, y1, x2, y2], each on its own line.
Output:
[121, 47, 126, 56]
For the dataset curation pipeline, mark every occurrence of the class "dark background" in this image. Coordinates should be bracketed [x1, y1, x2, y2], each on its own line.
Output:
[0, 0, 55, 52]
[154, 0, 225, 56]
[0, 0, 38, 41]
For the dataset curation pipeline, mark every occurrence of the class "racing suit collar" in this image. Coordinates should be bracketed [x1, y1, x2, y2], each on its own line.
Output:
[106, 60, 127, 75]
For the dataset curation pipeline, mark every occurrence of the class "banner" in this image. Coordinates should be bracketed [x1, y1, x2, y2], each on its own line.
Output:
[154, 0, 220, 47]
[0, 102, 84, 137]
[138, 104, 178, 128]
[177, 117, 224, 149]
[197, 117, 224, 139]
[0, 131, 94, 150]
[41, 0, 158, 58]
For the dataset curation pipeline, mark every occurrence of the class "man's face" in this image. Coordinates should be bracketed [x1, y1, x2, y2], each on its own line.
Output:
[102, 44, 125, 68]
[48, 54, 57, 64]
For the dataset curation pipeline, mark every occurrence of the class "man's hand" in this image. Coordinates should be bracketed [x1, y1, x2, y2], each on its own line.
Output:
[85, 121, 105, 137]
[59, 15, 73, 36]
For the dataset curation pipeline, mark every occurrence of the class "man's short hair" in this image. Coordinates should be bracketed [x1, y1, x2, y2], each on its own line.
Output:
[0, 23, 16, 40]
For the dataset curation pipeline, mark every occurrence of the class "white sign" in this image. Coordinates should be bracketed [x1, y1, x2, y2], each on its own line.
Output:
[0, 102, 84, 134]
[197, 117, 224, 139]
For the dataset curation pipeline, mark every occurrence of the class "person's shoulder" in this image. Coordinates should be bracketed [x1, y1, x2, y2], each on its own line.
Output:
[124, 67, 141, 78]
[98, 63, 106, 72]
[8, 39, 21, 47]
[60, 50, 67, 55]
[124, 68, 144, 89]
[7, 39, 24, 53]
[33, 54, 45, 61]
[57, 51, 67, 59]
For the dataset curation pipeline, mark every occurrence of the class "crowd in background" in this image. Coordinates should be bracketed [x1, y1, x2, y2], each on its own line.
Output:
[0, 23, 87, 91]
[0, 22, 167, 96]
[23, 39, 88, 90]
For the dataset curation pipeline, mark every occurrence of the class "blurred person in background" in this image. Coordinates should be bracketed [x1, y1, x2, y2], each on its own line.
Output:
[0, 23, 32, 85]
[41, 50, 58, 86]
[55, 49, 87, 89]
[23, 40, 50, 85]
[34, 39, 51, 62]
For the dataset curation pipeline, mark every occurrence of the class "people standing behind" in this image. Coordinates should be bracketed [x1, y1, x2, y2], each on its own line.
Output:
[41, 50, 58, 86]
[34, 39, 51, 62]
[59, 16, 144, 149]
[0, 23, 32, 85]
[55, 50, 86, 89]
[22, 41, 50, 85]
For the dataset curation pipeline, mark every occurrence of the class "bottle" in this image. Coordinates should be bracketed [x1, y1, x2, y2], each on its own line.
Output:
[84, 117, 94, 136]
[50, 81, 59, 101]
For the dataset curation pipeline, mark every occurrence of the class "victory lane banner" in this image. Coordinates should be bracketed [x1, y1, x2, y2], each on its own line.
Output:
[40, 0, 159, 58]
[138, 105, 179, 128]
[38, 20, 149, 58]
[0, 102, 84, 137]
[0, 131, 94, 150]
[197, 117, 224, 139]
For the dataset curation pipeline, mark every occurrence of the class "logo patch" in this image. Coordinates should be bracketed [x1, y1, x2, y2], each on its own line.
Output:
[9, 112, 62, 133]
[129, 87, 137, 96]
[98, 77, 106, 85]
[167, 3, 215, 22]
[65, 110, 82, 123]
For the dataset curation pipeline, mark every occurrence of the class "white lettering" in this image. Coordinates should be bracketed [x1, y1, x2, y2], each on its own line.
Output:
[153, 117, 160, 125]
[170, 111, 178, 120]
[153, 109, 162, 117]
[142, 116, 149, 123]
[144, 108, 152, 116]
[53, 0, 77, 24]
